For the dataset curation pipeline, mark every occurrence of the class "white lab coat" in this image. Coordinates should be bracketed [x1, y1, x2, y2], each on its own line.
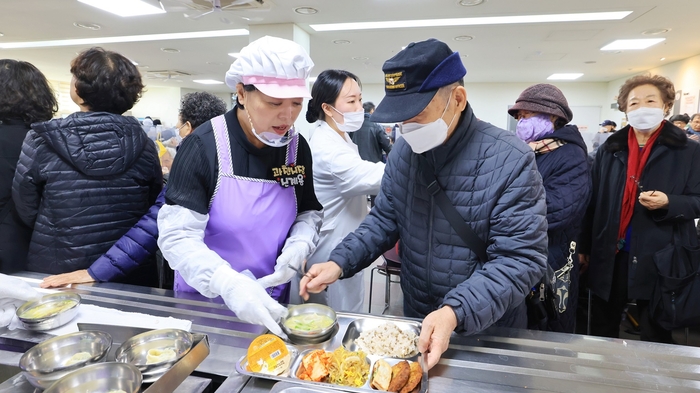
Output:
[295, 121, 385, 312]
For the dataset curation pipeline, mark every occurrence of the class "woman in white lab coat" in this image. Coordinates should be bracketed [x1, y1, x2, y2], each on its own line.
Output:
[302, 70, 385, 312]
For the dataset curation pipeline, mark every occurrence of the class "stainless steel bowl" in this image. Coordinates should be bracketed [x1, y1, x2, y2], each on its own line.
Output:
[16, 292, 81, 331]
[19, 330, 112, 390]
[281, 303, 337, 344]
[43, 362, 142, 393]
[114, 328, 192, 383]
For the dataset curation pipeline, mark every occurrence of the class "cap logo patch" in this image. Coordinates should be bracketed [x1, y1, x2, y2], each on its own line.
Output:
[385, 71, 406, 90]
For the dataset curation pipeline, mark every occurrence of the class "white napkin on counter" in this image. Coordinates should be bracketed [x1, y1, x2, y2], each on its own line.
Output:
[11, 304, 192, 336]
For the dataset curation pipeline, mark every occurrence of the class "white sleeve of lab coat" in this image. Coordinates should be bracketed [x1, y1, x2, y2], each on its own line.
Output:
[330, 150, 385, 199]
[157, 204, 229, 298]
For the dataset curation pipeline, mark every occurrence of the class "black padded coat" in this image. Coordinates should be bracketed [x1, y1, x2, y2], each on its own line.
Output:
[12, 112, 161, 274]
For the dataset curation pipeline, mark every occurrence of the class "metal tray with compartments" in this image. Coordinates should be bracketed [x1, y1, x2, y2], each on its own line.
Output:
[235, 313, 427, 393]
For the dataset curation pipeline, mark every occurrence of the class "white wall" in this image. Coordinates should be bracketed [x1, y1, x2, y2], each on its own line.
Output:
[129, 85, 181, 127]
[603, 53, 700, 125]
[359, 81, 609, 130]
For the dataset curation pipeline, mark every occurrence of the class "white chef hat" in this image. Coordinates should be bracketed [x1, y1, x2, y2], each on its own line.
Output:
[225, 36, 314, 99]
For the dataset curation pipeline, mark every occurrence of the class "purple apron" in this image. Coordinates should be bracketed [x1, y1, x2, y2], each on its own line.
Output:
[173, 115, 298, 303]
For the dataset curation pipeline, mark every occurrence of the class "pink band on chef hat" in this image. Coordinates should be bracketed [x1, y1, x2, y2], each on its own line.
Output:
[243, 75, 307, 87]
[242, 75, 311, 99]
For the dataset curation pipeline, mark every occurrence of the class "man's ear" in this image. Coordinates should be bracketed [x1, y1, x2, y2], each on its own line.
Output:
[454, 86, 467, 112]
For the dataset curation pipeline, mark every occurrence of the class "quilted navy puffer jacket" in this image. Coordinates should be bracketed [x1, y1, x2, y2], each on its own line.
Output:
[12, 112, 162, 274]
[330, 105, 548, 334]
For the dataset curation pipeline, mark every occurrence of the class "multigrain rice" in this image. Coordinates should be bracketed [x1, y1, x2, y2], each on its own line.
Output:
[354, 323, 417, 357]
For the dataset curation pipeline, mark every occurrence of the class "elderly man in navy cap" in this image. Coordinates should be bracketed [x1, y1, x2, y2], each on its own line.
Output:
[300, 38, 548, 368]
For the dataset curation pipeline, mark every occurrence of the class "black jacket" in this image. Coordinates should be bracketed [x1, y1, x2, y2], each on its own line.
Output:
[0, 118, 33, 273]
[533, 125, 591, 332]
[12, 112, 162, 274]
[579, 121, 700, 301]
[349, 114, 392, 163]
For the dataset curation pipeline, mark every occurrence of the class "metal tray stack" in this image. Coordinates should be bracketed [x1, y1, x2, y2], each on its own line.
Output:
[236, 314, 428, 393]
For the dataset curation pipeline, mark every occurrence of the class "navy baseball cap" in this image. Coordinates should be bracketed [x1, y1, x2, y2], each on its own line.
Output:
[600, 120, 617, 127]
[370, 38, 467, 123]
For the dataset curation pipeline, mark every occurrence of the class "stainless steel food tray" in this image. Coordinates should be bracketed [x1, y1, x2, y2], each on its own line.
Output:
[270, 381, 344, 393]
[235, 313, 428, 393]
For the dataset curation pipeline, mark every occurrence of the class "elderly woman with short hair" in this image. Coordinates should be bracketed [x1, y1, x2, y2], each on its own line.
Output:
[579, 75, 700, 343]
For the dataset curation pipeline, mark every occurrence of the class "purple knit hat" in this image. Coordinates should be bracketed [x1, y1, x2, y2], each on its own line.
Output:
[508, 83, 573, 122]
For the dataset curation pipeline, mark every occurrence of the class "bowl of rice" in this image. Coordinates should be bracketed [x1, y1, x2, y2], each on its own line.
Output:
[348, 322, 419, 358]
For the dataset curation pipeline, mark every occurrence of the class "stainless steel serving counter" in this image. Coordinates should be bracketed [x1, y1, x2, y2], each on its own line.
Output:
[3, 272, 700, 393]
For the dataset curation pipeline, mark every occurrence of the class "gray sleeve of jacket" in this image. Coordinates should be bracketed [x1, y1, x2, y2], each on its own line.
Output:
[12, 131, 43, 228]
[441, 149, 549, 334]
[329, 151, 400, 276]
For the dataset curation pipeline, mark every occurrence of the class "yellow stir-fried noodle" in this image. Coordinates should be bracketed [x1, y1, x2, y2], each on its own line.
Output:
[327, 347, 369, 387]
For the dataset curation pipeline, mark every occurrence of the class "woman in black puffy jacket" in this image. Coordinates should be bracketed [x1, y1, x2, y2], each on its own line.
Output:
[12, 47, 162, 278]
[0, 60, 58, 273]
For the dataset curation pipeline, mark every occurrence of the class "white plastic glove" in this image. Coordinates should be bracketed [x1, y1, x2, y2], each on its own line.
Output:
[209, 265, 289, 338]
[0, 275, 42, 328]
[257, 241, 310, 290]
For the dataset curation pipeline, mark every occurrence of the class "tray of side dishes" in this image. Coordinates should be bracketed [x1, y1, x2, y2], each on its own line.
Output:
[235, 314, 428, 393]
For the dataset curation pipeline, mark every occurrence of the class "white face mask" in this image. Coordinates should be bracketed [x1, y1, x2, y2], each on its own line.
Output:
[329, 106, 365, 133]
[626, 107, 665, 133]
[246, 110, 295, 147]
[400, 95, 456, 154]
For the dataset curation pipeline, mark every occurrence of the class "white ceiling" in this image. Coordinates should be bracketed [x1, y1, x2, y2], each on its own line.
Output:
[1, 0, 698, 94]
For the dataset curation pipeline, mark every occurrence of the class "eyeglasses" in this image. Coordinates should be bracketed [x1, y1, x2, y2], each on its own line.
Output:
[630, 175, 656, 196]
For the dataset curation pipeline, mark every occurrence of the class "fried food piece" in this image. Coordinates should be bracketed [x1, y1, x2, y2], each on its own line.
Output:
[399, 361, 422, 393]
[298, 350, 330, 382]
[387, 360, 410, 392]
[371, 359, 393, 391]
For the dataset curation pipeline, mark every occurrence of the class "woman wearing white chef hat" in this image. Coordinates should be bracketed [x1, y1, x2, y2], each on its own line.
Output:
[157, 36, 323, 337]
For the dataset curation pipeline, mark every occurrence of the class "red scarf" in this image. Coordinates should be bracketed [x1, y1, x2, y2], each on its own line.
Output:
[617, 122, 665, 242]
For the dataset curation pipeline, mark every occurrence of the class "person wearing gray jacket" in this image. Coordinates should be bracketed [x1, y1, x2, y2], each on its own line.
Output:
[299, 38, 548, 369]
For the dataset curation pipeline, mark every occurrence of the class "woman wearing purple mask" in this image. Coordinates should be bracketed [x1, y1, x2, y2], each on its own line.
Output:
[508, 83, 592, 334]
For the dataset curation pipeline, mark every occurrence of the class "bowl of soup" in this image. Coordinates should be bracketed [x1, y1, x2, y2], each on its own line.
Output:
[19, 330, 112, 390]
[281, 303, 337, 344]
[16, 292, 81, 331]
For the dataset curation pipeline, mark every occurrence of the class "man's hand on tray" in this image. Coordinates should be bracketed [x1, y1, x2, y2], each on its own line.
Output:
[418, 305, 457, 370]
[299, 261, 343, 300]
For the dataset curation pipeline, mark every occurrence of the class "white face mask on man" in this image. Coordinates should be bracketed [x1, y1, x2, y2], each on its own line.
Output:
[400, 94, 456, 154]
[626, 107, 665, 133]
[329, 106, 365, 132]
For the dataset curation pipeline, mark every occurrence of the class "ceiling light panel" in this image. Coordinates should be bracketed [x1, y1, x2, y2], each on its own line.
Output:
[310, 11, 632, 32]
[0, 29, 249, 49]
[600, 38, 665, 50]
[547, 73, 583, 80]
[77, 0, 166, 17]
[193, 79, 224, 85]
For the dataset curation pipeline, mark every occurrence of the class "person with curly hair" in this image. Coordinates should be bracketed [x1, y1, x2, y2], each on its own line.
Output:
[579, 74, 700, 343]
[13, 47, 162, 286]
[176, 92, 227, 139]
[0, 59, 57, 273]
